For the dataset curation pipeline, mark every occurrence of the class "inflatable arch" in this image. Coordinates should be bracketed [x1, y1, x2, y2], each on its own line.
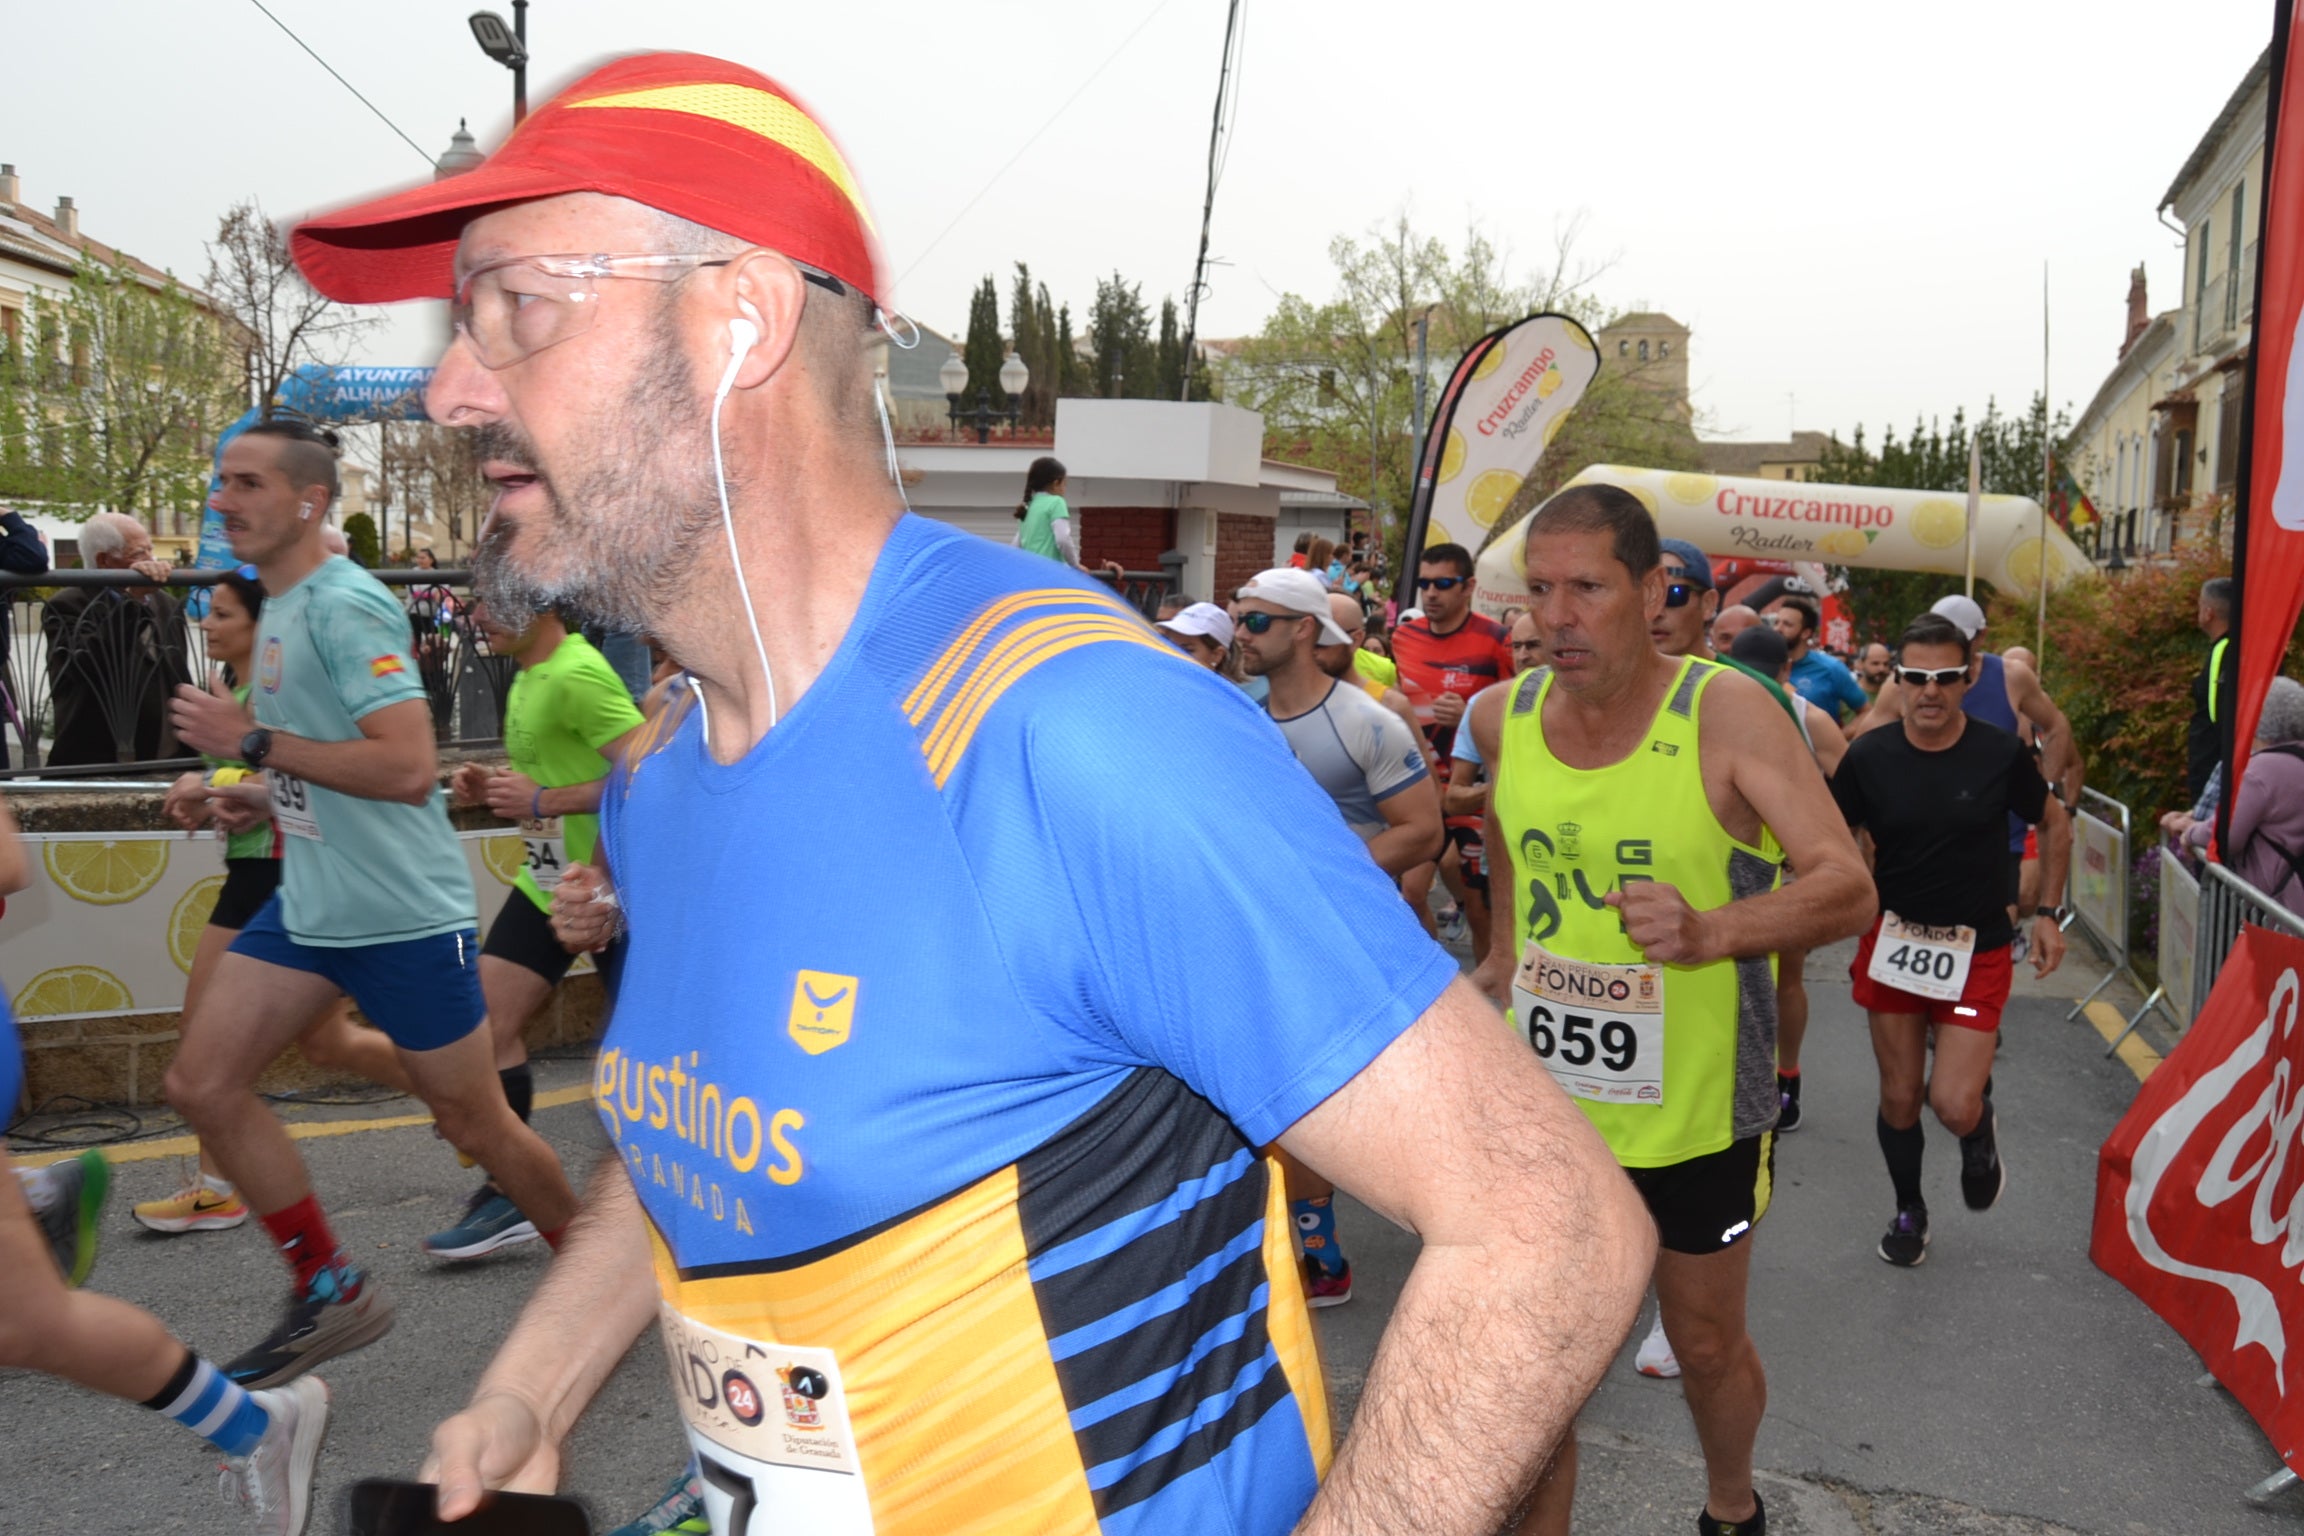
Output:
[1468, 463, 2094, 620]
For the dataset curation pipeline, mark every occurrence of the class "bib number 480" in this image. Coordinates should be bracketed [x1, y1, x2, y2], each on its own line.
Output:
[1880, 942, 1958, 985]
[1525, 1004, 1640, 1074]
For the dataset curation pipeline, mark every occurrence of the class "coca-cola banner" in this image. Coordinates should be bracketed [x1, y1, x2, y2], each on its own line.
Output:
[2093, 925, 2304, 1471]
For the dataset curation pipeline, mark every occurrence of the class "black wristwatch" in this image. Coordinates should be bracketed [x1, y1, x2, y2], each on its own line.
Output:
[2034, 905, 2062, 921]
[239, 728, 274, 769]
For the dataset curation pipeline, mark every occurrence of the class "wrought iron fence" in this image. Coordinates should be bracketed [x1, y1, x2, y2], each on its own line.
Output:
[0, 568, 508, 779]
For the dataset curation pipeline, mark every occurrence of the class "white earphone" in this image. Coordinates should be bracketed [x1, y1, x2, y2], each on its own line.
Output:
[707, 309, 776, 737]
[298, 501, 313, 521]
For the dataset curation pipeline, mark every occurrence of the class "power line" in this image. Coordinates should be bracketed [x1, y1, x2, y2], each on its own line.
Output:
[245, 0, 435, 166]
[893, 0, 1175, 290]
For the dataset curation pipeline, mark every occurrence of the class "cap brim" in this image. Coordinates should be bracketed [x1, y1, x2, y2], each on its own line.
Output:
[292, 160, 615, 304]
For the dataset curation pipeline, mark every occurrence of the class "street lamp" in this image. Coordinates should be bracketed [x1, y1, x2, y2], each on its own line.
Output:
[941, 350, 1030, 443]
[469, 3, 529, 123]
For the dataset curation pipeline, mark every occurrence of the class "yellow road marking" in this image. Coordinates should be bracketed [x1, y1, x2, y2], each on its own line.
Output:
[2084, 1000, 2162, 1083]
[11, 1083, 594, 1169]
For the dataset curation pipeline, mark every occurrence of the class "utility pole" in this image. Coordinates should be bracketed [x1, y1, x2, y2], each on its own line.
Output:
[1176, 0, 1243, 401]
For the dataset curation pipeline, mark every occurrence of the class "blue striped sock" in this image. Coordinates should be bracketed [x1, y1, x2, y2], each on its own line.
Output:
[143, 1351, 271, 1457]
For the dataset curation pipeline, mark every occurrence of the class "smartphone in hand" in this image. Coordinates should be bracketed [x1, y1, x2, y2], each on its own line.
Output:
[343, 1478, 590, 1536]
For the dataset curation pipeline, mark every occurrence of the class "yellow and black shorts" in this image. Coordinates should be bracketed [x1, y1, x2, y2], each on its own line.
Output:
[1624, 1132, 1775, 1255]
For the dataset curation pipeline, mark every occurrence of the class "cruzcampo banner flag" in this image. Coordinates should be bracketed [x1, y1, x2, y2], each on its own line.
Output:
[2049, 454, 2099, 533]
[1400, 314, 1600, 619]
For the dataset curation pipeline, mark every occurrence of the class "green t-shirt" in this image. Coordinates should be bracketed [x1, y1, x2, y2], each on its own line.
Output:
[203, 684, 282, 863]
[252, 556, 476, 946]
[1017, 492, 1068, 561]
[1352, 648, 1399, 690]
[503, 633, 644, 913]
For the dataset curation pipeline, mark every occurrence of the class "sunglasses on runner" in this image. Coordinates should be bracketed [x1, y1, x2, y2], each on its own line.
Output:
[1895, 665, 1968, 689]
[450, 252, 849, 369]
[1238, 610, 1311, 635]
[1663, 580, 1698, 608]
[1416, 576, 1465, 591]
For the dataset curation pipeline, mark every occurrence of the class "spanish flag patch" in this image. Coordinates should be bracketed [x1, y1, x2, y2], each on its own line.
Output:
[369, 655, 406, 678]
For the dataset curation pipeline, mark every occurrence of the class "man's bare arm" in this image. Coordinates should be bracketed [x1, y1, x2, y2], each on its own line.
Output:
[1442, 760, 1485, 817]
[1281, 979, 1654, 1534]
[2007, 658, 2082, 794]
[427, 1153, 659, 1519]
[1802, 700, 1846, 777]
[1366, 776, 1445, 879]
[1467, 687, 1518, 1002]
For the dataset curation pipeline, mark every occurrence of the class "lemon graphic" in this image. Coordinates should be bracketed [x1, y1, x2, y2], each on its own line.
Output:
[1665, 473, 1717, 506]
[1909, 500, 1967, 550]
[1561, 324, 1595, 353]
[1466, 470, 1524, 529]
[168, 875, 227, 974]
[15, 964, 132, 1019]
[44, 839, 169, 907]
[1816, 529, 1870, 558]
[481, 834, 529, 887]
[1437, 429, 1467, 485]
[1536, 366, 1563, 400]
[2004, 538, 2065, 594]
[1472, 343, 1507, 381]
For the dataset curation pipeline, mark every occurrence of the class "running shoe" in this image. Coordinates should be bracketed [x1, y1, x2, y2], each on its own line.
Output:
[219, 1374, 330, 1536]
[1960, 1107, 2007, 1212]
[422, 1187, 540, 1260]
[31, 1148, 110, 1286]
[1696, 1490, 1766, 1535]
[608, 1465, 710, 1536]
[1303, 1257, 1353, 1309]
[1775, 1073, 1802, 1134]
[1436, 906, 1468, 945]
[135, 1173, 250, 1233]
[1635, 1311, 1681, 1379]
[225, 1266, 395, 1389]
[1877, 1206, 1930, 1268]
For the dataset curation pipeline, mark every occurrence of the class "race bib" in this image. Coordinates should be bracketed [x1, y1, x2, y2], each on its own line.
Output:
[518, 816, 566, 892]
[1511, 939, 1664, 1105]
[659, 1306, 875, 1534]
[267, 771, 320, 842]
[1866, 911, 1976, 1003]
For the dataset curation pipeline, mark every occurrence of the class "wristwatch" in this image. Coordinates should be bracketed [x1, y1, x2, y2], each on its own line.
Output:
[239, 728, 273, 769]
[2034, 905, 2062, 921]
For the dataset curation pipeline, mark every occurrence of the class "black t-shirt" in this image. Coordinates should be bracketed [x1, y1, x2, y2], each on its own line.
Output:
[1832, 718, 2050, 950]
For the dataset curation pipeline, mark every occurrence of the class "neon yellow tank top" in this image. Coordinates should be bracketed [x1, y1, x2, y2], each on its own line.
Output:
[1492, 655, 1783, 1166]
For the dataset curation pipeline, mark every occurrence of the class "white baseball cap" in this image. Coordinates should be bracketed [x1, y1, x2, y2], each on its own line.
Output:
[1156, 602, 1235, 648]
[1929, 594, 1987, 639]
[1238, 568, 1355, 645]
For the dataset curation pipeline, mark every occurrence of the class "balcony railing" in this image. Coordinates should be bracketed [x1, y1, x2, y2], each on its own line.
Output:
[0, 567, 506, 779]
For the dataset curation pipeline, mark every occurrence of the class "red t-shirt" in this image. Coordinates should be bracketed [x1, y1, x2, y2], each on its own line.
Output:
[1390, 612, 1515, 756]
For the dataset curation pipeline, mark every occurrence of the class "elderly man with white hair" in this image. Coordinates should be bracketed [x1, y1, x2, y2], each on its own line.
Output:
[42, 511, 190, 765]
[2176, 676, 2304, 909]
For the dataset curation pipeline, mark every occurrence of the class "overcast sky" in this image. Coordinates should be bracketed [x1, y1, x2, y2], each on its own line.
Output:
[2, 0, 2277, 449]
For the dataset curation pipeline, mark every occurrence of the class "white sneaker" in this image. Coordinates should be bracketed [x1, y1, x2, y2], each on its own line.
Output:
[220, 1375, 330, 1536]
[1634, 1311, 1680, 1378]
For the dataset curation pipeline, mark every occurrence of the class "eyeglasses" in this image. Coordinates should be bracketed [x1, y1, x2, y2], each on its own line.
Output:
[1663, 580, 1704, 609]
[1238, 610, 1309, 636]
[1416, 576, 1465, 591]
[450, 252, 849, 370]
[1895, 665, 1968, 689]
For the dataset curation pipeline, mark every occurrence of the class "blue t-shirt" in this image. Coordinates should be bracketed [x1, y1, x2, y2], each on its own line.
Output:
[253, 557, 475, 945]
[1787, 649, 1869, 721]
[597, 515, 1455, 1536]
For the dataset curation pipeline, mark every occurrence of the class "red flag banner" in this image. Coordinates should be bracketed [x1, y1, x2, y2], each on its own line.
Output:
[2234, 1, 2304, 802]
[2094, 924, 2304, 1470]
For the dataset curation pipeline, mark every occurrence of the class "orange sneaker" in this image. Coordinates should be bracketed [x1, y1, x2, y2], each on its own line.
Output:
[133, 1175, 249, 1232]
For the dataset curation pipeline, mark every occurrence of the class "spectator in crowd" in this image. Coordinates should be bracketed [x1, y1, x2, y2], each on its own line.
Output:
[2177, 676, 2304, 906]
[1012, 456, 1121, 580]
[1306, 537, 1339, 588]
[1769, 595, 1869, 722]
[1155, 602, 1234, 672]
[1712, 602, 1762, 655]
[0, 506, 51, 767]
[1288, 531, 1313, 569]
[2188, 577, 2237, 807]
[1854, 641, 1894, 701]
[44, 512, 191, 766]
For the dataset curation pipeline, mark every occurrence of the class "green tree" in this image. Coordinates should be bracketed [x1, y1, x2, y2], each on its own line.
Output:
[961, 275, 1005, 414]
[341, 510, 380, 567]
[1055, 303, 1088, 398]
[0, 253, 240, 529]
[1810, 393, 2069, 644]
[1087, 274, 1157, 399]
[1009, 263, 1058, 430]
[205, 198, 378, 417]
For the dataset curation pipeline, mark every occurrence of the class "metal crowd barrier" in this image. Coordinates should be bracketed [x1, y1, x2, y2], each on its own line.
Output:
[0, 567, 506, 780]
[2065, 788, 2134, 1030]
[2191, 859, 2304, 1016]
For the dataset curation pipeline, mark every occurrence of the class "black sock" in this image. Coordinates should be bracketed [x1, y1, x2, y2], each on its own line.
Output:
[499, 1064, 534, 1124]
[1877, 1112, 1925, 1211]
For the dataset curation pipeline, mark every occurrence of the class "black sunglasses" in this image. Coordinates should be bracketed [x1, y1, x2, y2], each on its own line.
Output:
[1416, 576, 1465, 591]
[1895, 665, 1968, 689]
[1239, 610, 1308, 635]
[1663, 580, 1702, 609]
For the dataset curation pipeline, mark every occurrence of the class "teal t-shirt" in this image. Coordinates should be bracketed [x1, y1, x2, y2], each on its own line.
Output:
[252, 556, 476, 946]
[1017, 492, 1068, 561]
[504, 633, 644, 914]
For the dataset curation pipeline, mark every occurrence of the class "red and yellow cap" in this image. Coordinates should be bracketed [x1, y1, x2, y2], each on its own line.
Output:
[291, 51, 884, 306]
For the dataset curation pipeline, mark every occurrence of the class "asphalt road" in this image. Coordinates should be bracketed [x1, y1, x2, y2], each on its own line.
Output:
[1, 939, 2289, 1535]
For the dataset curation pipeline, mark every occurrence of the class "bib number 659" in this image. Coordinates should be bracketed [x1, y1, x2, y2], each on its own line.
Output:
[1525, 1004, 1639, 1074]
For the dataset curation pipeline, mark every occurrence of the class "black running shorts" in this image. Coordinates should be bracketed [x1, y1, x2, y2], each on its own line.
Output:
[210, 857, 283, 933]
[1624, 1132, 1776, 1255]
[481, 888, 577, 985]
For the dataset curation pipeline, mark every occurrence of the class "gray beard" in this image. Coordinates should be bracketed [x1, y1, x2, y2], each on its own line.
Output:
[471, 313, 723, 637]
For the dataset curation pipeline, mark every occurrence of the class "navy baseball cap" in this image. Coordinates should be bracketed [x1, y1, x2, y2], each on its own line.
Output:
[1658, 538, 1714, 590]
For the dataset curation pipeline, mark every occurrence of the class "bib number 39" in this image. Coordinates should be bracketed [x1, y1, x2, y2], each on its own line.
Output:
[1865, 910, 1976, 1003]
[1510, 940, 1665, 1106]
[268, 771, 321, 842]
